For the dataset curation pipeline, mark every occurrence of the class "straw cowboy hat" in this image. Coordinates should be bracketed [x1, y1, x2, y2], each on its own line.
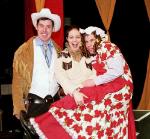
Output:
[31, 8, 61, 32]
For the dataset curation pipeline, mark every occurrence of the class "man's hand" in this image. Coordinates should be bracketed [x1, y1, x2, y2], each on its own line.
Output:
[82, 79, 96, 87]
[15, 114, 20, 120]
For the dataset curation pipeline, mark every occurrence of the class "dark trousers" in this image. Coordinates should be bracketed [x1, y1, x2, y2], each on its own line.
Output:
[20, 93, 60, 139]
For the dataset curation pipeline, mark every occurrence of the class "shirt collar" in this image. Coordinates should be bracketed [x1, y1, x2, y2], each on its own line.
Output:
[35, 37, 52, 47]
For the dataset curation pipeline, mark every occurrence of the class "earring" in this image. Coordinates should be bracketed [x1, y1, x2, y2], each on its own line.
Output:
[65, 42, 69, 48]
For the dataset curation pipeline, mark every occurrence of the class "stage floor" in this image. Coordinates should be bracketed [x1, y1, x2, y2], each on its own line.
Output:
[133, 110, 150, 139]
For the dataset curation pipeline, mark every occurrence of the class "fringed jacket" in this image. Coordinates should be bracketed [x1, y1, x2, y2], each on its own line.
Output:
[12, 36, 61, 116]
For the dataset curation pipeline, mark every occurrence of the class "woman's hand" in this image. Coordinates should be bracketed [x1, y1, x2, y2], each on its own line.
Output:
[82, 79, 96, 87]
[72, 90, 88, 105]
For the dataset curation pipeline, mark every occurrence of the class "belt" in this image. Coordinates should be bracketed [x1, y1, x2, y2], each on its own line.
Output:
[25, 94, 54, 104]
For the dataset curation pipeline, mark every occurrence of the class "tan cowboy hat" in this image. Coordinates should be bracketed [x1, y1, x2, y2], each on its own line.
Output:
[31, 8, 61, 32]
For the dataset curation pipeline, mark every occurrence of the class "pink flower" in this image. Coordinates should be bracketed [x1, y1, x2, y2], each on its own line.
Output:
[74, 113, 81, 121]
[101, 53, 107, 60]
[123, 127, 127, 136]
[95, 110, 105, 118]
[73, 124, 82, 133]
[110, 120, 117, 128]
[94, 110, 101, 117]
[87, 103, 93, 110]
[110, 50, 116, 56]
[114, 133, 119, 139]
[114, 94, 123, 101]
[106, 114, 111, 121]
[118, 118, 123, 125]
[105, 43, 111, 50]
[115, 102, 123, 109]
[106, 128, 113, 136]
[124, 93, 131, 101]
[78, 135, 86, 139]
[95, 123, 101, 130]
[93, 62, 106, 76]
[62, 111, 67, 116]
[119, 111, 124, 115]
[55, 110, 63, 118]
[65, 117, 73, 126]
[84, 114, 93, 122]
[115, 111, 120, 117]
[104, 99, 112, 106]
[79, 105, 86, 111]
[124, 63, 129, 74]
[86, 126, 93, 135]
[98, 130, 104, 138]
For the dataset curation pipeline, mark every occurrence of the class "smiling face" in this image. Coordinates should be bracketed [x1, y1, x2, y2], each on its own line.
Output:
[36, 19, 53, 43]
[66, 28, 82, 52]
[84, 33, 96, 54]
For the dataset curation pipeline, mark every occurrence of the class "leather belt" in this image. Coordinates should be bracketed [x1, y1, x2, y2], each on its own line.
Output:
[25, 94, 54, 104]
[28, 99, 45, 104]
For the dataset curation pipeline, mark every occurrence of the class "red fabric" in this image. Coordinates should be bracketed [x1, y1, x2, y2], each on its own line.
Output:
[128, 102, 137, 139]
[45, 0, 64, 48]
[34, 112, 71, 139]
[52, 77, 127, 109]
[24, 0, 36, 41]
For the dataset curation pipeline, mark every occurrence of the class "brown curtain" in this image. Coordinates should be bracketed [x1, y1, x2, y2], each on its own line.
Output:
[35, 0, 45, 12]
[95, 0, 116, 40]
[137, 51, 150, 109]
[144, 0, 150, 21]
[137, 0, 150, 109]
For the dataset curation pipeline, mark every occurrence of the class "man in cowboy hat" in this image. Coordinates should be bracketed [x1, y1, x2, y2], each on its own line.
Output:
[12, 8, 62, 120]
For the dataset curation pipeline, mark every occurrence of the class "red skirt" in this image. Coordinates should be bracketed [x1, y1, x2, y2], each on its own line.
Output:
[30, 77, 136, 139]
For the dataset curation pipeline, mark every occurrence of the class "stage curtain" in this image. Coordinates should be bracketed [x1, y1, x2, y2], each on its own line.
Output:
[138, 0, 150, 109]
[95, 0, 116, 40]
[45, 0, 64, 48]
[144, 0, 150, 21]
[35, 0, 45, 12]
[137, 51, 150, 110]
[24, 0, 64, 48]
[24, 0, 36, 41]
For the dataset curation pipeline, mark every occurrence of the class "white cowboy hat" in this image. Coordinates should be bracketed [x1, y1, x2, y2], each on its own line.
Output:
[31, 8, 61, 32]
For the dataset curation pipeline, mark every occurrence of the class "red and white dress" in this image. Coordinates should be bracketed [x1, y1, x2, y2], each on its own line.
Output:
[30, 42, 136, 139]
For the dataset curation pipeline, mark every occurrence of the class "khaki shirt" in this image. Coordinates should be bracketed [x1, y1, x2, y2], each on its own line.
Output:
[55, 49, 94, 95]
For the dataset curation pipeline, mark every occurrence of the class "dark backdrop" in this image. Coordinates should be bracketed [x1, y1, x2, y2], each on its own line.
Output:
[0, 0, 24, 84]
[0, 0, 149, 133]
